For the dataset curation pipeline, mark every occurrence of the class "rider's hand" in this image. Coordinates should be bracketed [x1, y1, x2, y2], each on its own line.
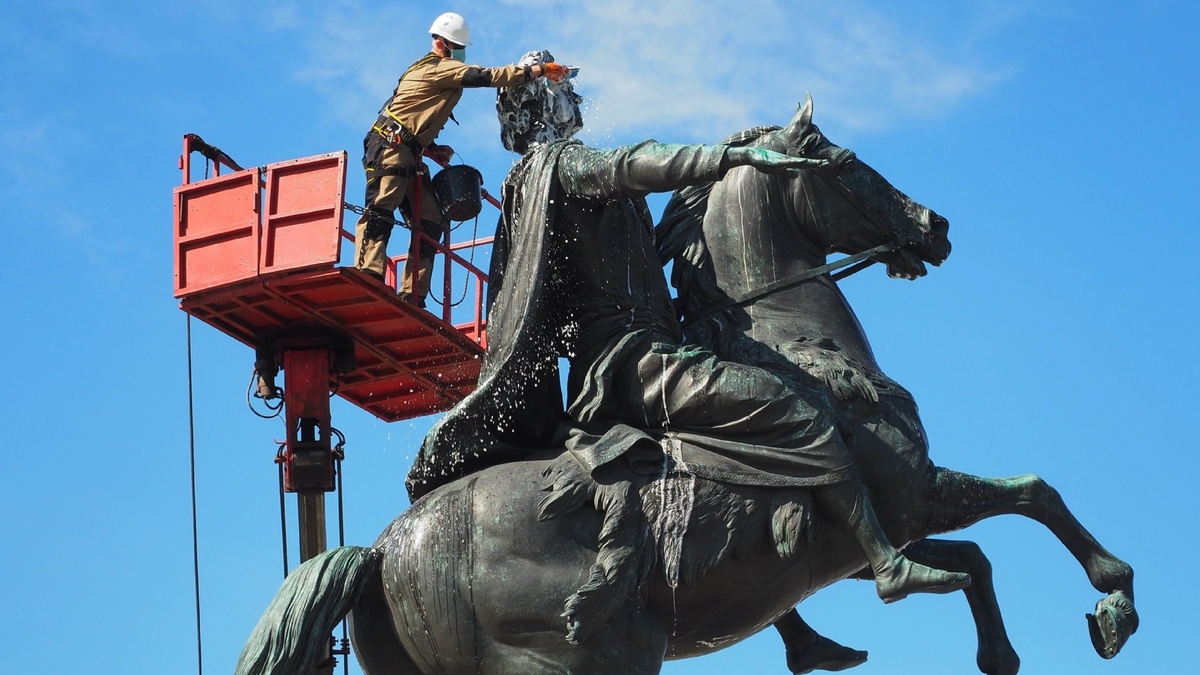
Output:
[724, 146, 828, 174]
[543, 62, 571, 83]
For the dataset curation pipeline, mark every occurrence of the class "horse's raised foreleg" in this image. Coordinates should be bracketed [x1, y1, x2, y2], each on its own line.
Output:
[926, 468, 1137, 659]
[903, 539, 1019, 675]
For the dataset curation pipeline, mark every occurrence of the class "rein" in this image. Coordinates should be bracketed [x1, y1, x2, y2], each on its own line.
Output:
[681, 240, 902, 328]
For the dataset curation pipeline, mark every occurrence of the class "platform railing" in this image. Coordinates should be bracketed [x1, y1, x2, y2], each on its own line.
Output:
[180, 133, 245, 184]
[335, 225, 492, 346]
[419, 153, 500, 343]
[387, 235, 493, 344]
[179, 133, 495, 346]
[337, 151, 500, 346]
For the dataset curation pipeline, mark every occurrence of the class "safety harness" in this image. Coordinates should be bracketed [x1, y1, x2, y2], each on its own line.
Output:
[371, 111, 422, 162]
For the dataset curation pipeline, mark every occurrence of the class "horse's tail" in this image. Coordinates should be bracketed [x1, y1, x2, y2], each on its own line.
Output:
[235, 546, 382, 675]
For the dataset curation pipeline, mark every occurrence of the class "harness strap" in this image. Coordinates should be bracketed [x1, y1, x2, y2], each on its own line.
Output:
[681, 241, 902, 328]
[367, 163, 416, 179]
[372, 113, 422, 155]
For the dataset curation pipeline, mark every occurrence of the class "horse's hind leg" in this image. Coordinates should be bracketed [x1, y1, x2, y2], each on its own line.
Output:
[772, 610, 868, 675]
[904, 539, 1019, 675]
[927, 468, 1137, 659]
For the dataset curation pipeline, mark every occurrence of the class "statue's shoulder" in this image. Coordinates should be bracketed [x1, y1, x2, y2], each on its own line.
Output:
[545, 138, 586, 160]
[509, 139, 580, 176]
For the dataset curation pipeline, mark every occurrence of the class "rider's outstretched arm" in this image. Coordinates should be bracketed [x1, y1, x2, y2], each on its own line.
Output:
[556, 142, 829, 200]
[556, 141, 725, 198]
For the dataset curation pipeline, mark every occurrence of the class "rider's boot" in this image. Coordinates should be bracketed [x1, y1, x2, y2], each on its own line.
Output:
[818, 481, 971, 604]
[775, 609, 868, 674]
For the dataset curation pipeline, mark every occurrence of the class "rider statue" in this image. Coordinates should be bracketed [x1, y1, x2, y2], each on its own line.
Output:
[407, 49, 970, 656]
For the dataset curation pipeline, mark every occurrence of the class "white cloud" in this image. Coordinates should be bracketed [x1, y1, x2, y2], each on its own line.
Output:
[276, 0, 1016, 148]
[530, 0, 1010, 141]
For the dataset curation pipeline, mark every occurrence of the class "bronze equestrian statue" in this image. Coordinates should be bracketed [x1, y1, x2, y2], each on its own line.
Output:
[234, 55, 1137, 675]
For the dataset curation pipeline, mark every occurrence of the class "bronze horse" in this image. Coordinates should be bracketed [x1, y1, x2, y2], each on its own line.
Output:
[234, 97, 1137, 675]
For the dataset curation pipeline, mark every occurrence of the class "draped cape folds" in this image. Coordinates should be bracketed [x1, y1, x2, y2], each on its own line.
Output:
[407, 139, 857, 501]
[406, 141, 576, 501]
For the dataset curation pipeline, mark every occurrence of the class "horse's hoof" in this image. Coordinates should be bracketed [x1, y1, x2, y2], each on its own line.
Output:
[786, 634, 868, 674]
[1086, 590, 1138, 659]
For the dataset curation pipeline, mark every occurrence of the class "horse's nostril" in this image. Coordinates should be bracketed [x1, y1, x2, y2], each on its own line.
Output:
[925, 211, 949, 235]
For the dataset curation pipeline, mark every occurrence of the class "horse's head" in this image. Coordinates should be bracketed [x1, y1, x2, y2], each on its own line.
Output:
[759, 94, 951, 279]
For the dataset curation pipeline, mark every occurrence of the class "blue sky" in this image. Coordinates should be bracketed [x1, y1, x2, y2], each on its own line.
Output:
[2, 1, 1197, 673]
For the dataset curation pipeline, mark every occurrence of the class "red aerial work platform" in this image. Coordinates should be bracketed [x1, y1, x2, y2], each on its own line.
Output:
[176, 134, 497, 670]
[173, 136, 491, 423]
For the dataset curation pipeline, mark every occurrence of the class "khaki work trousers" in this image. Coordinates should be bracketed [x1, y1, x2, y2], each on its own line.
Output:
[354, 144, 445, 297]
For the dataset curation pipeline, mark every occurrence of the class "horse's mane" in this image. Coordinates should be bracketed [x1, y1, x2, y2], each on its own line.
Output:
[656, 125, 779, 269]
[654, 124, 890, 402]
[539, 451, 821, 589]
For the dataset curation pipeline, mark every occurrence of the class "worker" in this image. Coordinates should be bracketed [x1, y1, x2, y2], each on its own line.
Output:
[354, 11, 571, 307]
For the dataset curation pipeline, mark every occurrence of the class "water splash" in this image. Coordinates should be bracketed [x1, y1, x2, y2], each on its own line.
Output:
[648, 434, 695, 591]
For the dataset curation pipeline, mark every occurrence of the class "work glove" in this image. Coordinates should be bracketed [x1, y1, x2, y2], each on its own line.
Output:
[426, 144, 454, 164]
[544, 62, 571, 83]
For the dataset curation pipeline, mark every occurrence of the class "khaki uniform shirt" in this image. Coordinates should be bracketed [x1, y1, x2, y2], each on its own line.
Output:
[384, 54, 530, 148]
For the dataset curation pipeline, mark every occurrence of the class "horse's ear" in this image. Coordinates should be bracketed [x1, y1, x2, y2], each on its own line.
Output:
[783, 93, 814, 140]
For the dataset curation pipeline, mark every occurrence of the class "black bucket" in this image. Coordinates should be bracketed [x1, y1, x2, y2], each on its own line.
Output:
[431, 164, 484, 222]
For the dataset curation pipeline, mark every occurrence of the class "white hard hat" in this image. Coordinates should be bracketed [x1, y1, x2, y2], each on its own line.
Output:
[429, 12, 472, 47]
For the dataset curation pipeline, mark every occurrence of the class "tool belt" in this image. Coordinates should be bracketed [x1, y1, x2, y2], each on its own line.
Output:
[362, 130, 429, 180]
[372, 113, 423, 157]
[370, 163, 425, 179]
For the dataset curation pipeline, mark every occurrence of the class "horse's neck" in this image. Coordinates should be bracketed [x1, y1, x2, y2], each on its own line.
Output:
[705, 174, 881, 372]
[744, 281, 880, 370]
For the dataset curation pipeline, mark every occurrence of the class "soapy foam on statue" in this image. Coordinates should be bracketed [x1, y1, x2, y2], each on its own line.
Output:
[498, 50, 584, 154]
[648, 434, 696, 591]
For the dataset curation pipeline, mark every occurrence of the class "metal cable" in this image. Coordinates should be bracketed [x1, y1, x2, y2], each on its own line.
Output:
[186, 315, 204, 675]
[336, 448, 348, 675]
[429, 214, 479, 310]
[276, 446, 290, 578]
[247, 371, 284, 419]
